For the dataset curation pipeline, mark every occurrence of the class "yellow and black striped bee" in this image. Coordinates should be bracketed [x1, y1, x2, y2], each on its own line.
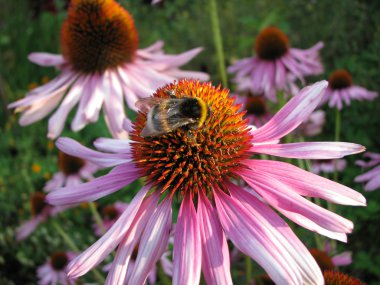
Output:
[136, 94, 211, 137]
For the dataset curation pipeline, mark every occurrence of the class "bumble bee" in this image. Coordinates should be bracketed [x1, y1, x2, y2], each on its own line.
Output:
[136, 95, 211, 137]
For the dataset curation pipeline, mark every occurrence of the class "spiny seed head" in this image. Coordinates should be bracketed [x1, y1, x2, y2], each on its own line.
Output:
[255, 26, 289, 60]
[245, 94, 267, 116]
[50, 252, 69, 271]
[61, 0, 138, 74]
[58, 151, 85, 176]
[101, 205, 119, 220]
[31, 192, 47, 216]
[323, 270, 365, 285]
[309, 248, 335, 272]
[329, 69, 353, 90]
[131, 80, 252, 197]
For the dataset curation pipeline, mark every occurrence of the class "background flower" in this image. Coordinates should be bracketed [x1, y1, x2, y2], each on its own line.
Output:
[355, 152, 380, 192]
[37, 251, 76, 285]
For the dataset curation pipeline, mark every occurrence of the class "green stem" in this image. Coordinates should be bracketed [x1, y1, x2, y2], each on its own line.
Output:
[245, 255, 252, 285]
[89, 202, 106, 235]
[333, 108, 341, 182]
[209, 0, 228, 88]
[52, 220, 105, 284]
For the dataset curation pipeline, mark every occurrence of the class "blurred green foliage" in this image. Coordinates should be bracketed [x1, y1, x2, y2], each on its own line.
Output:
[0, 0, 379, 284]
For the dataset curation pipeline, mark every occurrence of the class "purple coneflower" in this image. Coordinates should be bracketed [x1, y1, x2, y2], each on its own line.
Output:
[320, 69, 378, 110]
[9, 0, 208, 139]
[44, 151, 99, 192]
[233, 92, 272, 128]
[293, 109, 326, 138]
[355, 152, 380, 191]
[47, 80, 365, 285]
[37, 251, 76, 285]
[323, 270, 365, 285]
[311, 159, 347, 175]
[228, 26, 323, 102]
[16, 192, 67, 240]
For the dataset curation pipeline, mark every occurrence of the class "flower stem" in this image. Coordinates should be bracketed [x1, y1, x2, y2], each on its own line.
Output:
[89, 202, 106, 235]
[52, 220, 105, 284]
[245, 255, 252, 284]
[209, 0, 228, 88]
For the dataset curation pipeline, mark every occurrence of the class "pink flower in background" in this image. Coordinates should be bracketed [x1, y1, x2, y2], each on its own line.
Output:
[44, 151, 99, 192]
[323, 242, 352, 268]
[37, 251, 77, 285]
[355, 152, 380, 191]
[320, 69, 378, 110]
[228, 26, 323, 102]
[47, 80, 365, 285]
[94, 202, 129, 236]
[8, 0, 208, 139]
[16, 192, 68, 240]
[233, 92, 272, 128]
[311, 159, 347, 175]
[293, 109, 326, 138]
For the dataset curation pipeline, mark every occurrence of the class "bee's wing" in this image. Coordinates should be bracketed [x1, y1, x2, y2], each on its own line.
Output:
[135, 97, 167, 113]
[141, 116, 196, 137]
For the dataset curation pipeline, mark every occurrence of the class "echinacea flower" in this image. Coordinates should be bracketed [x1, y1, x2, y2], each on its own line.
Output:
[233, 92, 272, 128]
[9, 0, 208, 139]
[309, 247, 351, 272]
[37, 251, 76, 285]
[355, 152, 380, 192]
[311, 159, 347, 175]
[228, 26, 323, 102]
[16, 192, 68, 240]
[44, 151, 99, 192]
[320, 69, 378, 110]
[47, 80, 365, 285]
[94, 202, 129, 236]
[293, 109, 326, 138]
[323, 270, 365, 285]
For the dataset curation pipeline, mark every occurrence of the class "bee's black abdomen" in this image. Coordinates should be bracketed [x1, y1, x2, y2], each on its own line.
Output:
[179, 98, 202, 119]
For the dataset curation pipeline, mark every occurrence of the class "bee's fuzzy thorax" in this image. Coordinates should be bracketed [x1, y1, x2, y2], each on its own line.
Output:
[131, 80, 252, 197]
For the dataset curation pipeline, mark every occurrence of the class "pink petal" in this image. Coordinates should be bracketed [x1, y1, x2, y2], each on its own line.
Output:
[16, 215, 46, 241]
[56, 137, 131, 167]
[105, 192, 160, 285]
[242, 159, 366, 206]
[251, 81, 328, 143]
[251, 142, 364, 159]
[46, 163, 140, 205]
[93, 138, 132, 154]
[365, 175, 380, 192]
[66, 185, 152, 278]
[240, 171, 352, 241]
[82, 74, 105, 123]
[173, 193, 201, 285]
[28, 52, 65, 66]
[47, 76, 87, 139]
[197, 191, 233, 285]
[214, 188, 302, 284]
[127, 198, 172, 285]
[228, 182, 323, 284]
[355, 165, 380, 182]
[332, 251, 352, 267]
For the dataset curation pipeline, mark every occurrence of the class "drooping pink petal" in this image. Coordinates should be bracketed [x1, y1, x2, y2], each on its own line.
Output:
[56, 138, 131, 167]
[47, 76, 87, 139]
[365, 175, 380, 192]
[46, 163, 140, 205]
[197, 191, 233, 285]
[251, 142, 364, 159]
[214, 188, 303, 284]
[242, 159, 366, 206]
[105, 192, 160, 285]
[227, 182, 323, 284]
[16, 215, 46, 241]
[127, 197, 172, 285]
[82, 73, 104, 123]
[66, 185, 152, 278]
[240, 170, 354, 241]
[332, 251, 352, 267]
[173, 193, 201, 285]
[28, 52, 65, 66]
[251, 81, 328, 143]
[354, 165, 380, 183]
